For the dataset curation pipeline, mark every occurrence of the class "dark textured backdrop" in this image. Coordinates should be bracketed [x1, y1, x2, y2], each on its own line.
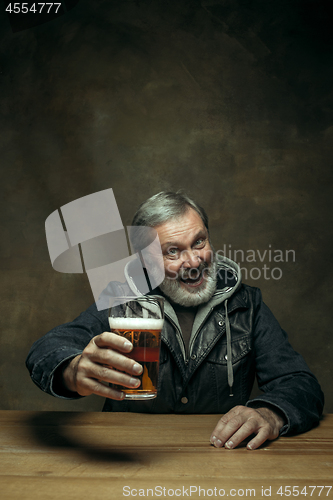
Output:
[0, 0, 332, 412]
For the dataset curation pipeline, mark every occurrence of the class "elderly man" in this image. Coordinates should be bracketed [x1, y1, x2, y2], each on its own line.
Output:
[26, 191, 324, 450]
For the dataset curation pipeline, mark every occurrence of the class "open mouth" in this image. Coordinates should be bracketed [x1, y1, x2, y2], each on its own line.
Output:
[180, 272, 205, 288]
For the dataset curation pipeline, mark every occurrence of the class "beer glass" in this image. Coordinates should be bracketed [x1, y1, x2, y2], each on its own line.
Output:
[108, 296, 164, 400]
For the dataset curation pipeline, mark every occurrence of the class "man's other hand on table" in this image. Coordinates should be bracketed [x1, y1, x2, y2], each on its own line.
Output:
[210, 405, 285, 450]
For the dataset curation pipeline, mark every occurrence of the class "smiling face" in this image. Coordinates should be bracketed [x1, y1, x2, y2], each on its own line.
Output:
[154, 208, 217, 306]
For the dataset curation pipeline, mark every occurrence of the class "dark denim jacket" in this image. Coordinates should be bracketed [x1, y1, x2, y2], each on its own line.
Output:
[26, 281, 324, 436]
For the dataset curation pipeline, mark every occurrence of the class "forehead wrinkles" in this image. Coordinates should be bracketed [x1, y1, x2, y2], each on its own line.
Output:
[155, 211, 207, 247]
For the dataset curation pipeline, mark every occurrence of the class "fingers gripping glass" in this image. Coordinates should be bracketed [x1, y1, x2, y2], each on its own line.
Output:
[109, 296, 164, 400]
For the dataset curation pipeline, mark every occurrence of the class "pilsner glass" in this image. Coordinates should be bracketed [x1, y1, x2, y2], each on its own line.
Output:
[108, 296, 164, 400]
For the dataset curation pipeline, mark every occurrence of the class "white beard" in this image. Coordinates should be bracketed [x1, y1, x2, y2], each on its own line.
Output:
[159, 260, 217, 307]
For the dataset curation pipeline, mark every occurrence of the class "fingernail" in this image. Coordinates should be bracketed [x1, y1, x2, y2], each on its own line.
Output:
[133, 363, 142, 374]
[124, 341, 133, 350]
[210, 435, 216, 445]
[129, 377, 140, 387]
[225, 440, 234, 449]
[214, 439, 222, 448]
[247, 443, 253, 450]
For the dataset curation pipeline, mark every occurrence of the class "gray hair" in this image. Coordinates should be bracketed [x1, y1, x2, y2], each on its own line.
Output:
[131, 191, 209, 231]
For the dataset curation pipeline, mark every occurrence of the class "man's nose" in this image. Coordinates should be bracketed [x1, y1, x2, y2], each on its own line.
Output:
[182, 250, 201, 268]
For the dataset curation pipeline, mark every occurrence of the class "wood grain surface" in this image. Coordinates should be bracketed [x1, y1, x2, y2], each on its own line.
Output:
[0, 412, 332, 499]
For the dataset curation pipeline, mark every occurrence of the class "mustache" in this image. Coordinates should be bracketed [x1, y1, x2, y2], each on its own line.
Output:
[178, 261, 211, 281]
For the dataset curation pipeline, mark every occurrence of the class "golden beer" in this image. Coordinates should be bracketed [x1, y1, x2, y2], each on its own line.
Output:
[108, 318, 163, 399]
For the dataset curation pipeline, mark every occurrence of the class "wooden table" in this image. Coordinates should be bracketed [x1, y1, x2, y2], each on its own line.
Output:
[0, 411, 332, 499]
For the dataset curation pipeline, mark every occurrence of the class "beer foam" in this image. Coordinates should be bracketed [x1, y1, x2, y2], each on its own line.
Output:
[108, 317, 164, 330]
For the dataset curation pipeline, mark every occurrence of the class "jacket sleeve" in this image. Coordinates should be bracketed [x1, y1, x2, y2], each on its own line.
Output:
[26, 305, 109, 399]
[246, 288, 324, 435]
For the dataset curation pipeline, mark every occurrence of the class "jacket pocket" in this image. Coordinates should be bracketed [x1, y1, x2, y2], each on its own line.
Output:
[206, 335, 251, 365]
[204, 335, 254, 409]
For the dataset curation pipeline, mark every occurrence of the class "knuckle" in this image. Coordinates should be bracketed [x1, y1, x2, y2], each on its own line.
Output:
[229, 417, 241, 427]
[118, 355, 136, 373]
[99, 365, 111, 380]
[104, 351, 135, 374]
[234, 405, 244, 411]
[76, 357, 88, 373]
[83, 343, 95, 356]
[243, 407, 257, 418]
[91, 381, 103, 393]
[109, 332, 121, 344]
[82, 338, 98, 357]
[243, 420, 257, 432]
[99, 332, 109, 342]
[253, 408, 264, 416]
[102, 348, 118, 365]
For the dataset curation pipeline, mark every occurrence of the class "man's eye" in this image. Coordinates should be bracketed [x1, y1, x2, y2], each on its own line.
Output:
[194, 238, 205, 247]
[167, 247, 179, 256]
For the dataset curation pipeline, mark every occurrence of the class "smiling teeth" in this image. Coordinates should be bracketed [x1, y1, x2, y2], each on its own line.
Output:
[183, 275, 201, 283]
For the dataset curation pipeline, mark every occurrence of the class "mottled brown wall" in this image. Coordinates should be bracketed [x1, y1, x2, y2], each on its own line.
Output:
[0, 0, 332, 412]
